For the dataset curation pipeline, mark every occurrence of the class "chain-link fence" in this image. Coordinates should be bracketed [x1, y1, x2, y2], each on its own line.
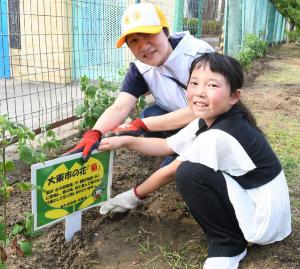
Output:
[0, 0, 285, 133]
[223, 0, 286, 56]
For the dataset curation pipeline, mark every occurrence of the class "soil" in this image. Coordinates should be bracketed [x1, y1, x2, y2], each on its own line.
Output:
[3, 43, 300, 269]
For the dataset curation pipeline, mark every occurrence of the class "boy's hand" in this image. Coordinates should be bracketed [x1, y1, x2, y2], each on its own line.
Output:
[104, 118, 148, 137]
[99, 188, 144, 214]
[98, 136, 125, 151]
[64, 129, 101, 161]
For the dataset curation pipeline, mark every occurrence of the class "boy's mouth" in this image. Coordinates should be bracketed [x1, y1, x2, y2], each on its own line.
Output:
[194, 101, 208, 107]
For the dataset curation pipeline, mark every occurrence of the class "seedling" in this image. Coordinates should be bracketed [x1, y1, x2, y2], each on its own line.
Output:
[75, 75, 145, 131]
[0, 115, 60, 267]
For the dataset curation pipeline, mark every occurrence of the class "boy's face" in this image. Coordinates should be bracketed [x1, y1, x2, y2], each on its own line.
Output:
[126, 31, 172, 66]
[187, 64, 240, 127]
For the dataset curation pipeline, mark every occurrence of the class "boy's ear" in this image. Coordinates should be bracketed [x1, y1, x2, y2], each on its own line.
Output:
[230, 89, 241, 105]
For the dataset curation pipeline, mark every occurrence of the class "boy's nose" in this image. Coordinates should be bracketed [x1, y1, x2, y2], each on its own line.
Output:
[195, 87, 206, 97]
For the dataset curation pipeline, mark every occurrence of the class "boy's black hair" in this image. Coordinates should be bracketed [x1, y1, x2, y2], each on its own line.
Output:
[189, 53, 259, 129]
[189, 52, 243, 94]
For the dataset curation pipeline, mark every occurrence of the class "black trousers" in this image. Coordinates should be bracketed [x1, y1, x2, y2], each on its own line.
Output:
[141, 104, 180, 138]
[176, 161, 247, 257]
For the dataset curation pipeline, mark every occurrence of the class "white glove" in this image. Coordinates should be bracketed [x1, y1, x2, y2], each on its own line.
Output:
[99, 188, 142, 215]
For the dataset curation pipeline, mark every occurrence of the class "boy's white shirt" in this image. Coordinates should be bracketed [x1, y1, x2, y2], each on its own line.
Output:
[167, 118, 256, 176]
[167, 118, 291, 244]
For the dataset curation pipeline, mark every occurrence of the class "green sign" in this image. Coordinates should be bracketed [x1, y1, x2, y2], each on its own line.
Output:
[31, 150, 113, 230]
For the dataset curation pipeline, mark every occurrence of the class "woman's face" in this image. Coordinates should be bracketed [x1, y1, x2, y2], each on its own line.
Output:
[187, 64, 240, 127]
[126, 31, 173, 66]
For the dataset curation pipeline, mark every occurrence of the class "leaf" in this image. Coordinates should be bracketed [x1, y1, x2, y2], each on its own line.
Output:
[18, 240, 32, 257]
[15, 182, 32, 192]
[0, 188, 4, 197]
[42, 140, 60, 151]
[24, 214, 33, 230]
[46, 129, 55, 137]
[11, 224, 23, 236]
[80, 75, 89, 91]
[85, 85, 97, 98]
[0, 223, 6, 242]
[4, 160, 15, 172]
[19, 145, 46, 164]
[19, 145, 35, 164]
[0, 187, 11, 199]
[75, 104, 86, 116]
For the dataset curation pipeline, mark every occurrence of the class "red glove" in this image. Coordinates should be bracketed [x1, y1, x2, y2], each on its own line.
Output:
[65, 129, 101, 161]
[104, 118, 148, 138]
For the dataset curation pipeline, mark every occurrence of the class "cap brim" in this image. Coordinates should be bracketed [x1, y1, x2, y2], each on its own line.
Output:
[116, 25, 163, 48]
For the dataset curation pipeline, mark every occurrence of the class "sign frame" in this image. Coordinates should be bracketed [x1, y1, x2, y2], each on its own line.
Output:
[31, 150, 113, 231]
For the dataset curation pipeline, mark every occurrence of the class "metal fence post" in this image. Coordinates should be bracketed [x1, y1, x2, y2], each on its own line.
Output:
[174, 0, 184, 32]
[196, 0, 203, 39]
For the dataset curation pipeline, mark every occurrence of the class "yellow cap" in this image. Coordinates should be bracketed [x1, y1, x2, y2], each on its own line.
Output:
[116, 3, 169, 48]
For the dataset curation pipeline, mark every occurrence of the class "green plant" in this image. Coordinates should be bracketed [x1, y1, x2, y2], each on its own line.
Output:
[286, 27, 300, 43]
[237, 34, 268, 71]
[272, 0, 300, 31]
[39, 124, 61, 157]
[76, 75, 146, 131]
[237, 47, 256, 71]
[183, 18, 221, 37]
[132, 95, 146, 119]
[183, 17, 199, 36]
[75, 76, 118, 130]
[0, 115, 60, 267]
[202, 20, 222, 36]
[244, 34, 267, 57]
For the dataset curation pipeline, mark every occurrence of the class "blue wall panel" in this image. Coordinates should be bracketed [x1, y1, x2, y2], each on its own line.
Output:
[0, 0, 10, 78]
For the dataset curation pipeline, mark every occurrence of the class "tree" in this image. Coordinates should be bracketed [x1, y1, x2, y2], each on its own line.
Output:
[272, 0, 300, 30]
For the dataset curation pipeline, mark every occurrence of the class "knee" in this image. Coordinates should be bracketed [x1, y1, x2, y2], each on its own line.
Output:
[141, 105, 168, 118]
[176, 161, 219, 196]
[175, 162, 187, 194]
[176, 161, 201, 196]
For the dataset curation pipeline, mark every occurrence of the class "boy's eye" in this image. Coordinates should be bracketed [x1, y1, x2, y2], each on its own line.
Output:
[208, 83, 218, 88]
[189, 81, 198, 86]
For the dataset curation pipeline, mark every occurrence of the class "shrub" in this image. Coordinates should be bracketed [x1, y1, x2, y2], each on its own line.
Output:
[244, 34, 267, 57]
[183, 18, 222, 36]
[183, 17, 199, 36]
[202, 20, 222, 36]
[286, 27, 300, 43]
[237, 34, 268, 71]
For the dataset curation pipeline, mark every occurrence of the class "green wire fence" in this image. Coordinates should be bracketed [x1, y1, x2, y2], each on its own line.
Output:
[0, 0, 286, 131]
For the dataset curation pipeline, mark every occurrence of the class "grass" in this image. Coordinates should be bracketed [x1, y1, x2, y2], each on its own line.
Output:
[121, 225, 207, 269]
[259, 63, 300, 84]
[139, 240, 207, 269]
[261, 115, 300, 187]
